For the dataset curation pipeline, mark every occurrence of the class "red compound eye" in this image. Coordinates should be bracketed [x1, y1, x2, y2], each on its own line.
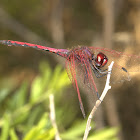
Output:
[95, 52, 108, 67]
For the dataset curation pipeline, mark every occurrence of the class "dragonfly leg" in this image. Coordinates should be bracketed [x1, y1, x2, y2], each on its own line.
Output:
[99, 68, 108, 72]
[94, 66, 109, 74]
[95, 71, 107, 78]
[94, 65, 113, 75]
[96, 68, 109, 74]
[90, 60, 109, 74]
[90, 63, 108, 78]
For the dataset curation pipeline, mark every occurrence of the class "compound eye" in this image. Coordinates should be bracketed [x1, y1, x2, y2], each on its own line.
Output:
[95, 53, 108, 67]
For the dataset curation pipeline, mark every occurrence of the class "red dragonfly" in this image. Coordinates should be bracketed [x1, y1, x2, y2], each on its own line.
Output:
[0, 40, 140, 118]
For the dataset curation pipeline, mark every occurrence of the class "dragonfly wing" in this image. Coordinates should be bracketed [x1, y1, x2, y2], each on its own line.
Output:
[77, 57, 99, 95]
[65, 53, 86, 118]
[89, 47, 140, 83]
[65, 51, 100, 117]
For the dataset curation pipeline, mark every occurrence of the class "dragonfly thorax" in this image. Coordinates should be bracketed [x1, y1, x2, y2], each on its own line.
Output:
[67, 47, 93, 61]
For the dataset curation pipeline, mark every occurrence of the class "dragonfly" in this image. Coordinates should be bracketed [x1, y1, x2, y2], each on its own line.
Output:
[0, 40, 140, 118]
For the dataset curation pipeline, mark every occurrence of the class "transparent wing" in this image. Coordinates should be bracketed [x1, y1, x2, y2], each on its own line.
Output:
[89, 46, 140, 83]
[65, 53, 86, 118]
[65, 51, 100, 117]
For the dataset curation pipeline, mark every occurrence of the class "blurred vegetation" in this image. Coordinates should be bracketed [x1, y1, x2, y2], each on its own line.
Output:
[0, 0, 140, 140]
[0, 62, 118, 140]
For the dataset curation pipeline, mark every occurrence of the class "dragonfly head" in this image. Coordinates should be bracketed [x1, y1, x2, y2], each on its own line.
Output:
[94, 52, 108, 68]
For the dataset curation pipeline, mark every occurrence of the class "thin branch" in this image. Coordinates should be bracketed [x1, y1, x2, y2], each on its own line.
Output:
[49, 94, 61, 140]
[0, 6, 65, 65]
[83, 61, 114, 140]
[50, 0, 65, 47]
[0, 7, 48, 45]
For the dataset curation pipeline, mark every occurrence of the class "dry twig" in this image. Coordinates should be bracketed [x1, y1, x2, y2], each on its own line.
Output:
[49, 94, 61, 140]
[83, 61, 114, 140]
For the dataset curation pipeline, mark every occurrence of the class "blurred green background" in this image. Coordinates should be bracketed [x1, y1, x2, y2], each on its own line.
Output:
[0, 0, 140, 140]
